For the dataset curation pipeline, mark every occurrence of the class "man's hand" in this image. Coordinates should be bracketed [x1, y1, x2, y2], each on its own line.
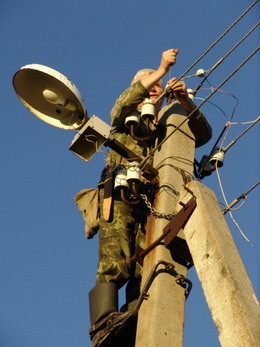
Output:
[167, 77, 187, 96]
[159, 49, 179, 74]
[138, 49, 179, 94]
[167, 77, 196, 112]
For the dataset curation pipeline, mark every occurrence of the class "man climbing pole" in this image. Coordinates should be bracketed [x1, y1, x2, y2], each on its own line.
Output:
[75, 49, 212, 347]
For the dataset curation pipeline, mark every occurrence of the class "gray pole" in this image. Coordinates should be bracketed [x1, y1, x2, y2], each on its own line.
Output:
[179, 181, 260, 346]
[135, 102, 197, 346]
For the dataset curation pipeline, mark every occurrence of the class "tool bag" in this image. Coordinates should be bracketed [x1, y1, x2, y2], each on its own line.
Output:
[74, 188, 100, 239]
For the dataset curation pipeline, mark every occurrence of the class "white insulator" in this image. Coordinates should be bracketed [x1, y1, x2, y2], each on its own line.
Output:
[126, 161, 141, 182]
[114, 173, 129, 189]
[187, 88, 195, 101]
[210, 147, 225, 167]
[196, 69, 205, 77]
[125, 113, 140, 128]
[141, 98, 155, 121]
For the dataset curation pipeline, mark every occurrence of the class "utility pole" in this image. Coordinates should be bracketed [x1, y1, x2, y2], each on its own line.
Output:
[135, 103, 197, 346]
[134, 98, 260, 346]
[178, 181, 260, 346]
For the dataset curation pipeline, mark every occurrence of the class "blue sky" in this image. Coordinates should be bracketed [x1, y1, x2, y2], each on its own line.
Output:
[0, 1, 259, 346]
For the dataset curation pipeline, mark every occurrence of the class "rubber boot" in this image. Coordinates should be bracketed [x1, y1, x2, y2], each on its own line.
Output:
[120, 278, 141, 313]
[89, 282, 132, 347]
[89, 282, 118, 326]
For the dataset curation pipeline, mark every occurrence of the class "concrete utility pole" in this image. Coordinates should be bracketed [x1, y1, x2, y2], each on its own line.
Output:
[135, 103, 197, 347]
[178, 181, 260, 346]
[134, 97, 260, 347]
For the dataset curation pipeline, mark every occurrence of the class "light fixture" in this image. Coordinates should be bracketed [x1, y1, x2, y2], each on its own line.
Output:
[12, 64, 158, 182]
[12, 64, 87, 130]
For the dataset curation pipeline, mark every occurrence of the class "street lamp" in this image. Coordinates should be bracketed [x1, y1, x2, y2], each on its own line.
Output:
[12, 64, 158, 181]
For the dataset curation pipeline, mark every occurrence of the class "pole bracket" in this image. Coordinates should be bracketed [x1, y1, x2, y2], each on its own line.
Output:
[129, 260, 193, 322]
[132, 197, 196, 267]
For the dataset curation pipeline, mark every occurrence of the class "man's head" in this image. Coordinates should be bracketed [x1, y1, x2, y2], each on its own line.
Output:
[131, 69, 164, 113]
[131, 69, 163, 88]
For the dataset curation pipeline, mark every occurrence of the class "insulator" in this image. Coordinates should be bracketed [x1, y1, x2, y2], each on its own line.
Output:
[199, 155, 214, 176]
[125, 112, 140, 128]
[196, 69, 205, 77]
[210, 147, 225, 167]
[114, 172, 129, 189]
[187, 88, 194, 101]
[126, 161, 141, 182]
[141, 98, 156, 121]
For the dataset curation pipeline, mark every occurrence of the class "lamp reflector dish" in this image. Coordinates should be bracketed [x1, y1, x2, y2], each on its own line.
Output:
[13, 64, 87, 130]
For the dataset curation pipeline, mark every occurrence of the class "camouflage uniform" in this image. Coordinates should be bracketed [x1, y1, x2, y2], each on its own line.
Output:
[97, 187, 148, 287]
[96, 80, 212, 288]
[106, 80, 157, 168]
[86, 79, 212, 345]
[96, 81, 156, 287]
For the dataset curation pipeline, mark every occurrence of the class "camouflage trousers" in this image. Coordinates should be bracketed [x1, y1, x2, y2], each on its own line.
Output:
[96, 188, 148, 289]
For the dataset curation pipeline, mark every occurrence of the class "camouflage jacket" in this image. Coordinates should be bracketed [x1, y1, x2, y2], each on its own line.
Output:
[106, 81, 160, 169]
[105, 80, 212, 170]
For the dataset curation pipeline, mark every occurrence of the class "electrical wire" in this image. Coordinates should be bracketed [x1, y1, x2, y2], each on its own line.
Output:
[195, 97, 229, 119]
[197, 124, 228, 177]
[222, 116, 260, 152]
[193, 86, 239, 122]
[148, 3, 258, 164]
[219, 122, 232, 151]
[178, 0, 259, 81]
[228, 199, 246, 211]
[155, 47, 259, 178]
[228, 118, 260, 125]
[197, 115, 259, 177]
[147, 47, 260, 166]
[194, 21, 259, 94]
[222, 181, 260, 214]
[215, 165, 251, 243]
[84, 134, 109, 155]
[194, 87, 239, 120]
[155, 10, 258, 105]
[145, 2, 259, 246]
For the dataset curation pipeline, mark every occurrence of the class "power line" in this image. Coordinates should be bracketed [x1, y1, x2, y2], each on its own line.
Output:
[222, 181, 260, 215]
[178, 0, 259, 80]
[155, 2, 259, 104]
[194, 21, 259, 94]
[216, 166, 251, 243]
[223, 116, 260, 153]
[148, 47, 260, 163]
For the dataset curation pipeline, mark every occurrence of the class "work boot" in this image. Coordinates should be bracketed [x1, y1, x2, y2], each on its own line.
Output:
[89, 282, 131, 347]
[89, 282, 118, 326]
[120, 278, 141, 313]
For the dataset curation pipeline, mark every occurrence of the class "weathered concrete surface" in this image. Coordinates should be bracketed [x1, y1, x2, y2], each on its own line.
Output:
[135, 104, 196, 347]
[180, 181, 260, 347]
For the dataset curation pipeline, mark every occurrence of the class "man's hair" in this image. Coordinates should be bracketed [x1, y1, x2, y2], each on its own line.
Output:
[131, 69, 163, 87]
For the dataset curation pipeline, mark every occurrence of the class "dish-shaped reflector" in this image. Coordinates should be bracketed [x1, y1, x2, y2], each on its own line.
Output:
[13, 64, 87, 130]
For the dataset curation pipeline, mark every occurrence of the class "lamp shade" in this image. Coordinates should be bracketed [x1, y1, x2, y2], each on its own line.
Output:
[13, 64, 87, 130]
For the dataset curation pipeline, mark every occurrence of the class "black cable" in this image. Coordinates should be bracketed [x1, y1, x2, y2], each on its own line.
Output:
[142, 46, 260, 171]
[194, 21, 259, 94]
[198, 124, 228, 177]
[178, 0, 259, 81]
[153, 47, 259, 155]
[223, 116, 260, 153]
[223, 181, 260, 214]
[155, 4, 259, 104]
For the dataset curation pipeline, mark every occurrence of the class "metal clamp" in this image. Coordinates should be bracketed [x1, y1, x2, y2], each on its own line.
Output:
[131, 260, 192, 318]
[132, 197, 196, 266]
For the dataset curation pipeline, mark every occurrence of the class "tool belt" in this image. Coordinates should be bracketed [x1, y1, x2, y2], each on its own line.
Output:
[74, 165, 157, 239]
[98, 165, 156, 222]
